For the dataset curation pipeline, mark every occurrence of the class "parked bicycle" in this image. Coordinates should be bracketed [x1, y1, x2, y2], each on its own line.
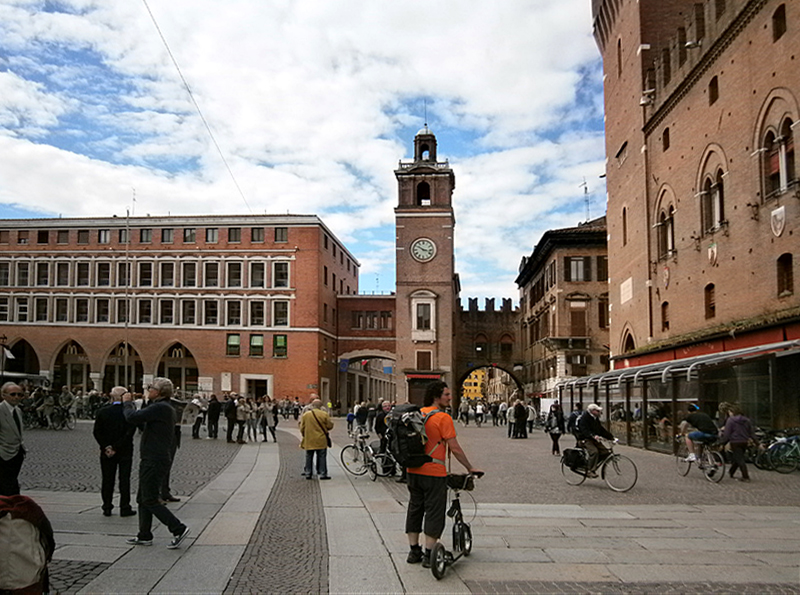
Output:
[340, 431, 373, 476]
[767, 435, 800, 474]
[429, 471, 483, 580]
[561, 438, 638, 492]
[675, 434, 725, 482]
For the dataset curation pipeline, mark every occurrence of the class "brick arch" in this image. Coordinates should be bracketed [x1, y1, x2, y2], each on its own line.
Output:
[454, 364, 524, 398]
[753, 87, 798, 150]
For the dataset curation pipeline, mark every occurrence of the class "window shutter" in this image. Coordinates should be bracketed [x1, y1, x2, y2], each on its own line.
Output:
[584, 257, 592, 282]
[564, 257, 571, 282]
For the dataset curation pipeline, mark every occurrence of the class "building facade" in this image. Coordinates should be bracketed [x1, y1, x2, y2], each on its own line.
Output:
[515, 218, 610, 401]
[0, 215, 358, 403]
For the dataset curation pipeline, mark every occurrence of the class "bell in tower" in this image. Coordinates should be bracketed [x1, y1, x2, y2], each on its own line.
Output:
[414, 125, 437, 162]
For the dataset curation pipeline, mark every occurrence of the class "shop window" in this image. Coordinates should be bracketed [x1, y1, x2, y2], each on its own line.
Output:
[250, 334, 264, 356]
[704, 284, 716, 319]
[227, 334, 240, 356]
[273, 334, 287, 358]
[778, 253, 793, 297]
[773, 5, 787, 42]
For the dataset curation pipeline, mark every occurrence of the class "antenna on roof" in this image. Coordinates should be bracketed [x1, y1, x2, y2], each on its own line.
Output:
[423, 98, 427, 128]
[579, 177, 590, 222]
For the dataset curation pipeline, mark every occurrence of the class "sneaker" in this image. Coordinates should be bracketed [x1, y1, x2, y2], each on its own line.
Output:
[120, 509, 137, 517]
[421, 552, 431, 568]
[126, 537, 153, 546]
[684, 453, 697, 462]
[167, 527, 190, 549]
[320, 476, 331, 480]
[586, 471, 599, 478]
[406, 547, 424, 564]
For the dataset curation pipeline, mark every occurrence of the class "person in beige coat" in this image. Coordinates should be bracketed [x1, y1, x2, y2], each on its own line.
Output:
[300, 399, 333, 480]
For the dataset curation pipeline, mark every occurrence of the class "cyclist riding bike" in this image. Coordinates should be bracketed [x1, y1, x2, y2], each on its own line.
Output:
[575, 403, 614, 478]
[682, 404, 719, 462]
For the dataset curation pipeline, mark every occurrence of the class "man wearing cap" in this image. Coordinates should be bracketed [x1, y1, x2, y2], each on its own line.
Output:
[0, 382, 26, 496]
[93, 386, 136, 517]
[576, 403, 614, 477]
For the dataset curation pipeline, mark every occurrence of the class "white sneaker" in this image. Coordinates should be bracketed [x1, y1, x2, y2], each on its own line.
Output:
[684, 453, 697, 462]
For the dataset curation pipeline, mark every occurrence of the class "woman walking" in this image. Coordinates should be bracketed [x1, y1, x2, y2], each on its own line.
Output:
[545, 402, 566, 455]
[722, 405, 755, 482]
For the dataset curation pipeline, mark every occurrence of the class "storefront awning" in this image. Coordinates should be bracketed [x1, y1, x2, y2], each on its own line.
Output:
[557, 339, 800, 391]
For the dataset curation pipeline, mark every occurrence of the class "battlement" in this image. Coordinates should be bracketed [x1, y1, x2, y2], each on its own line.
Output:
[459, 297, 517, 314]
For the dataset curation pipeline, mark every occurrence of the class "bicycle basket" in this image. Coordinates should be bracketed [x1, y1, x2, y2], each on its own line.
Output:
[446, 473, 475, 491]
[562, 448, 587, 470]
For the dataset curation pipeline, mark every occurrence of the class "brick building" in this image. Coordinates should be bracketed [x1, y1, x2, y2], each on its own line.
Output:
[515, 217, 610, 401]
[575, 0, 800, 446]
[0, 214, 358, 403]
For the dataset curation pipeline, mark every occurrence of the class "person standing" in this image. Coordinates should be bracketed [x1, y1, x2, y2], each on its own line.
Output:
[190, 394, 206, 439]
[122, 377, 190, 549]
[224, 394, 238, 443]
[206, 394, 221, 439]
[299, 399, 333, 479]
[235, 395, 248, 444]
[93, 386, 136, 517]
[721, 405, 755, 482]
[513, 400, 528, 438]
[545, 402, 566, 455]
[0, 382, 26, 496]
[566, 403, 583, 438]
[354, 401, 368, 433]
[405, 381, 483, 568]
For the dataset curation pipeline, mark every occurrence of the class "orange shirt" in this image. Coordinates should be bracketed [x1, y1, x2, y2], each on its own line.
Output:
[407, 406, 456, 477]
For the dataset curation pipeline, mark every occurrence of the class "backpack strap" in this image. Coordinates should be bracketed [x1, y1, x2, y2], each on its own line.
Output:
[422, 409, 446, 466]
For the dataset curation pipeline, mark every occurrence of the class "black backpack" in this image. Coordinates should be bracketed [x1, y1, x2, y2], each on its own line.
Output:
[387, 403, 443, 468]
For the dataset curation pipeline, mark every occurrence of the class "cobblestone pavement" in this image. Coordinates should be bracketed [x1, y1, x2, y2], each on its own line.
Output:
[19, 420, 240, 496]
[224, 430, 328, 595]
[47, 560, 110, 594]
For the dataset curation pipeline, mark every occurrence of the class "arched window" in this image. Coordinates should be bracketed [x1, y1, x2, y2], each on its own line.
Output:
[763, 119, 795, 196]
[701, 171, 725, 233]
[474, 334, 488, 357]
[657, 205, 675, 259]
[678, 28, 687, 66]
[661, 302, 670, 331]
[781, 118, 796, 185]
[773, 4, 786, 42]
[765, 130, 781, 195]
[778, 253, 793, 297]
[661, 48, 671, 86]
[622, 333, 635, 353]
[416, 182, 431, 206]
[704, 284, 716, 319]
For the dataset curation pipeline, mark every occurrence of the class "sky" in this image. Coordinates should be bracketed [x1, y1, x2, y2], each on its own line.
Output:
[0, 0, 607, 304]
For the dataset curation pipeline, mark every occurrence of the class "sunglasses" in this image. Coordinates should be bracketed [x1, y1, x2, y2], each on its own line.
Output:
[8, 392, 23, 397]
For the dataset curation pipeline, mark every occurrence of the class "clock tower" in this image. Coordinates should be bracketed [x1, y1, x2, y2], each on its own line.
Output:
[394, 126, 458, 404]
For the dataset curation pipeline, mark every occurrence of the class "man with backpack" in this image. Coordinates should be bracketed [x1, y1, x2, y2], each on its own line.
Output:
[401, 381, 483, 569]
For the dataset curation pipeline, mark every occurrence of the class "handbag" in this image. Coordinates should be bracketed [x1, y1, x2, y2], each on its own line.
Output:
[311, 411, 332, 447]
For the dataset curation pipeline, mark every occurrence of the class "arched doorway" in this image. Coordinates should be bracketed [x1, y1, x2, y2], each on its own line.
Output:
[339, 355, 396, 411]
[53, 341, 92, 394]
[157, 343, 199, 397]
[4, 339, 40, 375]
[103, 342, 144, 394]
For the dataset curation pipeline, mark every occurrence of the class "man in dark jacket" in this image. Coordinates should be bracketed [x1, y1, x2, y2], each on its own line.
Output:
[122, 378, 189, 549]
[683, 404, 720, 463]
[93, 387, 136, 517]
[206, 395, 221, 439]
[576, 403, 614, 476]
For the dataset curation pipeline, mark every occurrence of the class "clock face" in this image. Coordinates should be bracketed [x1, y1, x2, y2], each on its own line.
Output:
[411, 238, 436, 262]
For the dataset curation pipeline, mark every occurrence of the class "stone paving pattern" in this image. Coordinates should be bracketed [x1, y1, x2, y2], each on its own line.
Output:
[48, 560, 110, 594]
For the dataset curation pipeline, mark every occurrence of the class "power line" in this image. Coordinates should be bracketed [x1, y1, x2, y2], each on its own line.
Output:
[140, 0, 253, 214]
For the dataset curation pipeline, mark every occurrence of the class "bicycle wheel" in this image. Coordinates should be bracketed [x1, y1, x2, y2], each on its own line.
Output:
[430, 542, 447, 580]
[65, 413, 76, 430]
[675, 441, 691, 476]
[340, 444, 368, 475]
[372, 453, 393, 477]
[460, 523, 473, 556]
[602, 454, 638, 492]
[769, 442, 799, 474]
[367, 456, 378, 481]
[50, 409, 64, 430]
[754, 449, 773, 471]
[703, 451, 725, 482]
[561, 460, 587, 485]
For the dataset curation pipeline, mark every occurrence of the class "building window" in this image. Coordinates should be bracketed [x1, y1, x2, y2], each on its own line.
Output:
[598, 296, 609, 329]
[380, 311, 393, 330]
[708, 76, 719, 105]
[17, 262, 29, 286]
[365, 311, 377, 329]
[182, 262, 196, 287]
[351, 311, 363, 329]
[182, 300, 196, 324]
[622, 207, 627, 246]
[416, 351, 432, 370]
[17, 230, 29, 245]
[416, 181, 431, 206]
[37, 230, 49, 244]
[227, 262, 242, 287]
[778, 253, 793, 297]
[97, 263, 110, 286]
[661, 301, 670, 331]
[0, 231, 8, 244]
[250, 262, 265, 288]
[275, 227, 288, 243]
[139, 262, 153, 287]
[657, 206, 675, 259]
[159, 300, 174, 324]
[616, 38, 622, 77]
[161, 228, 174, 243]
[1, 262, 12, 286]
[35, 298, 48, 322]
[704, 284, 716, 319]
[98, 229, 110, 244]
[596, 256, 608, 281]
[160, 262, 175, 287]
[227, 301, 242, 325]
[205, 227, 218, 243]
[204, 300, 218, 325]
[273, 262, 289, 288]
[273, 334, 287, 358]
[715, 0, 725, 20]
[273, 301, 289, 326]
[251, 227, 264, 242]
[249, 334, 264, 356]
[76, 298, 88, 323]
[117, 262, 130, 287]
[117, 299, 129, 323]
[416, 303, 431, 330]
[564, 257, 591, 282]
[701, 172, 725, 233]
[764, 120, 796, 197]
[119, 229, 129, 244]
[36, 262, 49, 286]
[228, 227, 241, 243]
[324, 303, 329, 323]
[76, 262, 89, 286]
[227, 334, 241, 356]
[773, 4, 787, 42]
[140, 228, 152, 243]
[96, 299, 109, 323]
[77, 230, 89, 244]
[678, 27, 687, 66]
[662, 127, 670, 151]
[56, 230, 69, 244]
[661, 48, 671, 86]
[0, 298, 7, 321]
[569, 301, 587, 336]
[55, 298, 68, 322]
[250, 301, 265, 326]
[138, 300, 152, 324]
[183, 228, 196, 243]
[324, 266, 328, 286]
[204, 262, 219, 287]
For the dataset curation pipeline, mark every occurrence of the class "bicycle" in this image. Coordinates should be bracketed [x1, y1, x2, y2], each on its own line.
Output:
[340, 431, 373, 476]
[429, 471, 483, 580]
[675, 434, 725, 482]
[561, 438, 638, 492]
[766, 435, 800, 474]
[49, 405, 77, 430]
